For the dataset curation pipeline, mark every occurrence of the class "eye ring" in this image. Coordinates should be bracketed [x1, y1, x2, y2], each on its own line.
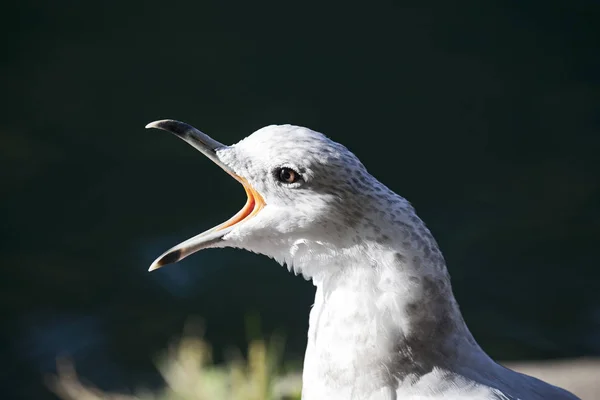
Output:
[276, 167, 301, 184]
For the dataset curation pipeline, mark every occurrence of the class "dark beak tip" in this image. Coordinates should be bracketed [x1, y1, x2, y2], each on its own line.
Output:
[145, 119, 192, 137]
[159, 250, 182, 266]
[145, 119, 169, 130]
[145, 118, 227, 155]
[149, 249, 182, 271]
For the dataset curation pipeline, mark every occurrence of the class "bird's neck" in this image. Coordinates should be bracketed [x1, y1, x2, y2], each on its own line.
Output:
[302, 211, 490, 397]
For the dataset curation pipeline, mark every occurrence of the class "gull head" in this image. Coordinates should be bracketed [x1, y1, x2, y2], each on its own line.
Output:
[147, 119, 398, 278]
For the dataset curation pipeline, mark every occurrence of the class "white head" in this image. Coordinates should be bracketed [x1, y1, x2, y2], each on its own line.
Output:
[147, 120, 437, 280]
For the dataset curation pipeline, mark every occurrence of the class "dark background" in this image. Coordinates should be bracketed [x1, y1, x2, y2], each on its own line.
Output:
[2, 1, 599, 399]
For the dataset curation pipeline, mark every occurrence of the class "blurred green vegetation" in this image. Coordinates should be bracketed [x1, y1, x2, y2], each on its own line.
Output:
[50, 328, 302, 400]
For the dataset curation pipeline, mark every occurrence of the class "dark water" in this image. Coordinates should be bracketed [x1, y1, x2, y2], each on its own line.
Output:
[2, 1, 599, 398]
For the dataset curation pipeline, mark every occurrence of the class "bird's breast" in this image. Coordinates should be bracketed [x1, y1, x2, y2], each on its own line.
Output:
[302, 278, 405, 399]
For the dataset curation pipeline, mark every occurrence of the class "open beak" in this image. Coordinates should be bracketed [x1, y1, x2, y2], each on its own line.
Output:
[145, 120, 265, 271]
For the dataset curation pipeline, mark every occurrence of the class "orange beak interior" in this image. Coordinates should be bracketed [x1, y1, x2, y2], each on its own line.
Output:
[216, 177, 265, 231]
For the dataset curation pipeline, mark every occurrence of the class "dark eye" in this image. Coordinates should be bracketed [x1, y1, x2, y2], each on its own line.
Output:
[276, 167, 300, 184]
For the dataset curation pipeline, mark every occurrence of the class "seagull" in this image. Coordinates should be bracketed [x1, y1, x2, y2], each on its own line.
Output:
[146, 119, 579, 400]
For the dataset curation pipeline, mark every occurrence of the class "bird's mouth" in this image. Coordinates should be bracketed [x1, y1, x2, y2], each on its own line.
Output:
[146, 119, 265, 271]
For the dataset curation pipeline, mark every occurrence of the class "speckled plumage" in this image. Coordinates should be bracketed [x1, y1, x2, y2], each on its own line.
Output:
[149, 122, 580, 400]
